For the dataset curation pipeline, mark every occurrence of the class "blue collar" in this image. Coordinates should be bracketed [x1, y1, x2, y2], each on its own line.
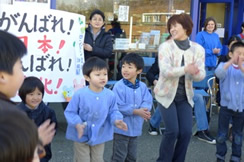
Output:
[123, 78, 140, 89]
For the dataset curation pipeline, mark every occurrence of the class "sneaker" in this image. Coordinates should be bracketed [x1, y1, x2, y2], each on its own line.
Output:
[216, 158, 224, 162]
[148, 123, 158, 136]
[197, 130, 216, 144]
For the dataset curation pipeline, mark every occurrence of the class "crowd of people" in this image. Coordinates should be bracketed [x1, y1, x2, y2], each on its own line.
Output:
[1, 8, 244, 162]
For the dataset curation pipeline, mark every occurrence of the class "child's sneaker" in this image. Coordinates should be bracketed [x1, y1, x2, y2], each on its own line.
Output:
[148, 123, 158, 136]
[197, 130, 216, 144]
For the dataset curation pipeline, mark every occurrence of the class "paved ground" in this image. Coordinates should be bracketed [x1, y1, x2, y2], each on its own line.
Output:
[49, 103, 243, 162]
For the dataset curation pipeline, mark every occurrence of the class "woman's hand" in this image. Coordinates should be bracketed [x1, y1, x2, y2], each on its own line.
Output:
[212, 48, 220, 54]
[83, 43, 93, 51]
[184, 63, 199, 75]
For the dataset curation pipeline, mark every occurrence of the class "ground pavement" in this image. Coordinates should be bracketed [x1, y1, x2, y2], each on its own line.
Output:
[49, 103, 243, 162]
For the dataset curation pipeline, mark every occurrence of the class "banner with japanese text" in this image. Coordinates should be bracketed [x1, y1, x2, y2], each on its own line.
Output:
[0, 5, 86, 102]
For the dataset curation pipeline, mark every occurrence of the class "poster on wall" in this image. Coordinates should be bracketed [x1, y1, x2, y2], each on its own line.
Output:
[118, 5, 129, 22]
[0, 5, 86, 102]
[13, 0, 51, 9]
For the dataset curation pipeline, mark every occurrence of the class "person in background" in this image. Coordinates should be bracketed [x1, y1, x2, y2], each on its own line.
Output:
[111, 53, 152, 162]
[108, 18, 125, 41]
[83, 9, 113, 61]
[18, 76, 58, 162]
[154, 13, 206, 162]
[196, 17, 222, 71]
[0, 30, 56, 147]
[237, 22, 244, 42]
[64, 57, 127, 162]
[0, 107, 42, 162]
[215, 42, 244, 162]
[146, 56, 215, 144]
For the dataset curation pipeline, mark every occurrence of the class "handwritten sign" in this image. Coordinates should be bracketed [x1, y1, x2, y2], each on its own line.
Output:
[0, 5, 86, 102]
[118, 5, 129, 22]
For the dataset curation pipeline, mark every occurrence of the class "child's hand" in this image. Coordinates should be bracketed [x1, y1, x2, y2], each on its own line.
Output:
[238, 56, 244, 72]
[115, 120, 128, 131]
[134, 108, 151, 121]
[75, 123, 86, 139]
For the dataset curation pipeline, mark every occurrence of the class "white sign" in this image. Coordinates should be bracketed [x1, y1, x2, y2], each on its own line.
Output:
[215, 28, 225, 38]
[118, 5, 129, 22]
[114, 38, 129, 50]
[0, 5, 86, 102]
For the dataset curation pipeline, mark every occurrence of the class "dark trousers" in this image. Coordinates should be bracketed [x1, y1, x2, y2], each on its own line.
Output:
[216, 107, 244, 162]
[157, 98, 192, 162]
[157, 97, 192, 162]
[111, 133, 137, 162]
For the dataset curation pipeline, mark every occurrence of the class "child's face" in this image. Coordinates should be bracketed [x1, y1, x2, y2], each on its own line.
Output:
[1, 59, 24, 98]
[229, 47, 244, 64]
[85, 68, 108, 92]
[121, 63, 142, 84]
[25, 88, 43, 109]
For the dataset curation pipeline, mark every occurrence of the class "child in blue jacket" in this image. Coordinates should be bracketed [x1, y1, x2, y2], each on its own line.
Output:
[111, 53, 153, 162]
[64, 57, 127, 162]
[215, 42, 244, 162]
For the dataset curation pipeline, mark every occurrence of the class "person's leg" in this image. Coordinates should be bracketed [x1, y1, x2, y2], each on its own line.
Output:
[150, 104, 162, 128]
[111, 133, 129, 162]
[156, 102, 179, 162]
[91, 143, 105, 162]
[230, 111, 244, 162]
[172, 99, 192, 162]
[125, 136, 137, 162]
[73, 142, 90, 162]
[193, 93, 208, 131]
[194, 93, 216, 144]
[216, 107, 232, 161]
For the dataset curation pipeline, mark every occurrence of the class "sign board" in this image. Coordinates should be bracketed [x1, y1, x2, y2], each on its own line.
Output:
[114, 38, 129, 50]
[0, 5, 86, 102]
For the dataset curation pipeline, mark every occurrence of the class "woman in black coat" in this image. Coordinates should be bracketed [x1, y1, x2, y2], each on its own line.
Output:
[83, 9, 113, 61]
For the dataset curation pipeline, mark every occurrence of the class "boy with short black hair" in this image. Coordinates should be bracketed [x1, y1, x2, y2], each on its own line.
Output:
[215, 42, 244, 162]
[64, 56, 127, 162]
[0, 30, 55, 147]
[111, 53, 153, 162]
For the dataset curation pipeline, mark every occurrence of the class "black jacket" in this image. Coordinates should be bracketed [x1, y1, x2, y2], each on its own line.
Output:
[0, 92, 18, 111]
[84, 26, 113, 61]
[18, 101, 57, 162]
[146, 56, 159, 86]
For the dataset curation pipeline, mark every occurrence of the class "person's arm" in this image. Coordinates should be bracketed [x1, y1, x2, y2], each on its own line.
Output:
[215, 62, 228, 80]
[190, 44, 206, 82]
[196, 32, 213, 57]
[139, 83, 153, 112]
[146, 56, 159, 86]
[112, 82, 134, 116]
[158, 42, 185, 78]
[92, 33, 113, 59]
[49, 108, 58, 130]
[108, 92, 123, 124]
[64, 92, 83, 127]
